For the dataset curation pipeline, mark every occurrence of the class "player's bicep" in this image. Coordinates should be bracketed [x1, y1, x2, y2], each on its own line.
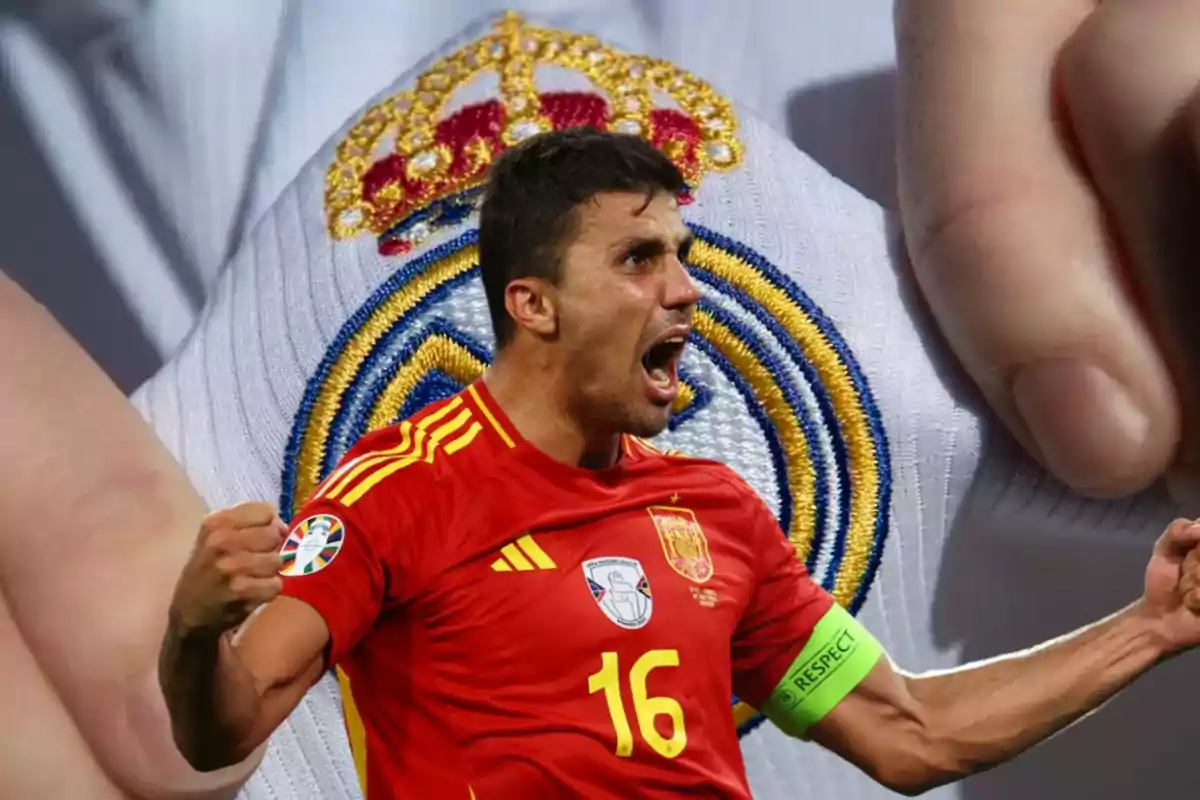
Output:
[234, 596, 330, 693]
[232, 596, 330, 735]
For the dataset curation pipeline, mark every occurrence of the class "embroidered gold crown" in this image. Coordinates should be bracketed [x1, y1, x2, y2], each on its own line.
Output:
[325, 12, 744, 255]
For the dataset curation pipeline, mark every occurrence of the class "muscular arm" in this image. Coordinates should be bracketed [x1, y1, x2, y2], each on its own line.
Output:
[159, 597, 330, 772]
[809, 601, 1168, 795]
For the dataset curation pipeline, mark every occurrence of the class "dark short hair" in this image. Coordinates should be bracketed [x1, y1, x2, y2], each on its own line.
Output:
[478, 126, 686, 348]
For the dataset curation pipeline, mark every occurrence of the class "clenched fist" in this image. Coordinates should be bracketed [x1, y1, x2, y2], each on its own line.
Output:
[1143, 518, 1200, 652]
[168, 502, 288, 635]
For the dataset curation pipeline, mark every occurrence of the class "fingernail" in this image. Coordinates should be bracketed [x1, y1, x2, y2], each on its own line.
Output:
[1012, 359, 1150, 493]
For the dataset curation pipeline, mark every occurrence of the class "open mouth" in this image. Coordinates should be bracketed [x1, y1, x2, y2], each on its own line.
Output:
[640, 332, 687, 403]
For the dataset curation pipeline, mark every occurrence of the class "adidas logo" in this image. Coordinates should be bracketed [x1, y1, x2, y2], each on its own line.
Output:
[491, 534, 556, 572]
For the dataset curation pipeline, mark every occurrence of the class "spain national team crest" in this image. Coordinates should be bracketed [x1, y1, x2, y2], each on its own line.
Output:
[647, 506, 714, 584]
[279, 514, 345, 577]
[281, 12, 892, 738]
[584, 557, 653, 630]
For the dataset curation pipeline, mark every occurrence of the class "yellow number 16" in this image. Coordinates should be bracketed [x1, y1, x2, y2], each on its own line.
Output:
[588, 649, 688, 759]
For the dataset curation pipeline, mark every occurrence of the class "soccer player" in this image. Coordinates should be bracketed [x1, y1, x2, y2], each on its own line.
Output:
[159, 129, 1200, 799]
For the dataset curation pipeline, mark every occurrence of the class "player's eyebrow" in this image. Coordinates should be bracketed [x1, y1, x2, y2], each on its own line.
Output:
[613, 235, 666, 259]
[612, 232, 694, 261]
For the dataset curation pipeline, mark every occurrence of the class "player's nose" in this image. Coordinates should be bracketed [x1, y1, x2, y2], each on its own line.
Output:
[664, 255, 700, 311]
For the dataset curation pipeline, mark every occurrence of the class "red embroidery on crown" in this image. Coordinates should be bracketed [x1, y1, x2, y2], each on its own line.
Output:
[325, 12, 741, 254]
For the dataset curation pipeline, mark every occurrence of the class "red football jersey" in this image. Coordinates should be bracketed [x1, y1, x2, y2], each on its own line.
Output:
[279, 381, 836, 800]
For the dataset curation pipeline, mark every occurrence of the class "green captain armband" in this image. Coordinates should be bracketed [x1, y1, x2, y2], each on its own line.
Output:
[760, 603, 884, 738]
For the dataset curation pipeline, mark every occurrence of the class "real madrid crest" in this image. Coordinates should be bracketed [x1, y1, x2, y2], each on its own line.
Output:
[281, 12, 892, 738]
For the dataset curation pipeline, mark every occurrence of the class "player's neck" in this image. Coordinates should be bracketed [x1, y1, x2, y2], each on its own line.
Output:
[482, 359, 621, 470]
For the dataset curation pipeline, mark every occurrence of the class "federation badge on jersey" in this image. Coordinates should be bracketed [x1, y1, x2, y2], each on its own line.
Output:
[280, 514, 345, 576]
[584, 557, 653, 630]
[648, 506, 714, 584]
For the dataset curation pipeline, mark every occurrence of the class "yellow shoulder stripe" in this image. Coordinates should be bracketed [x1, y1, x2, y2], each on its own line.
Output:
[445, 421, 482, 454]
[315, 420, 415, 501]
[322, 396, 464, 502]
[468, 383, 515, 448]
[341, 406, 478, 506]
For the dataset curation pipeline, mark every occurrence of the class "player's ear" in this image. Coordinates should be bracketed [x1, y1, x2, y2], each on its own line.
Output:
[505, 278, 559, 338]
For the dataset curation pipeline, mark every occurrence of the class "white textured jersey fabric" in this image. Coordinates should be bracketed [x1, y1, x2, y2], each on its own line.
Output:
[130, 12, 1189, 800]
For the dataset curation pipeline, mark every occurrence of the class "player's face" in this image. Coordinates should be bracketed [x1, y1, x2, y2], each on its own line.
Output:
[552, 190, 699, 438]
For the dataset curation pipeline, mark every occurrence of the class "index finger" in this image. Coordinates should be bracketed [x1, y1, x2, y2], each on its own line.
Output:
[1161, 518, 1200, 553]
[895, 0, 1179, 496]
[217, 501, 279, 529]
[228, 524, 288, 555]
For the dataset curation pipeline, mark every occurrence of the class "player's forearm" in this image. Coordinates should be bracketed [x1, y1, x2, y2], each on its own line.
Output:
[158, 611, 265, 772]
[900, 600, 1169, 791]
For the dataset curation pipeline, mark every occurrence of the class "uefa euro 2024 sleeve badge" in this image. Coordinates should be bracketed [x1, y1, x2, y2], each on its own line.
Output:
[280, 514, 346, 577]
[281, 12, 892, 737]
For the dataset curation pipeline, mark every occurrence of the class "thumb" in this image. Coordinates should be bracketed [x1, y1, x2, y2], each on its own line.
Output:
[895, 0, 1179, 496]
